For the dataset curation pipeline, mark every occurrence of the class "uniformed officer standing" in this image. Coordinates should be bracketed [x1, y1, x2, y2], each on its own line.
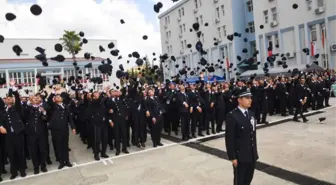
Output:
[0, 82, 27, 180]
[225, 90, 258, 185]
[48, 92, 76, 169]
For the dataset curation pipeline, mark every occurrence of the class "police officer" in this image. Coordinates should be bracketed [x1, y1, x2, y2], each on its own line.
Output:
[225, 90, 258, 185]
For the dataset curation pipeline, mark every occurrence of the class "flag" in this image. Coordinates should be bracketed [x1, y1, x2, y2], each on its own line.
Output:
[226, 57, 229, 69]
[268, 50, 273, 57]
[310, 41, 316, 56]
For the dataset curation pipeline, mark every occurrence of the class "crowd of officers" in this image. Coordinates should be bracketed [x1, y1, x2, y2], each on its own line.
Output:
[0, 71, 333, 181]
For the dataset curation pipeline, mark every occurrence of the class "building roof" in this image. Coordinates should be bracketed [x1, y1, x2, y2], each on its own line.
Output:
[0, 57, 105, 70]
[158, 0, 189, 19]
[0, 57, 104, 63]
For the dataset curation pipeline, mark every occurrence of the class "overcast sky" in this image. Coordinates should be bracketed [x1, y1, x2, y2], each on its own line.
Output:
[0, 0, 175, 67]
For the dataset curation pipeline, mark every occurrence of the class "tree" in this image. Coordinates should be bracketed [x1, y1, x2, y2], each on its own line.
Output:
[60, 30, 82, 78]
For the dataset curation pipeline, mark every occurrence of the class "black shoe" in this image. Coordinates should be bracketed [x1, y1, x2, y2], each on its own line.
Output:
[94, 155, 100, 161]
[47, 158, 52, 165]
[167, 132, 171, 136]
[122, 149, 129, 154]
[65, 161, 73, 167]
[101, 153, 109, 158]
[116, 150, 120, 156]
[198, 133, 204, 137]
[293, 118, 300, 122]
[109, 145, 114, 151]
[68, 148, 71, 152]
[158, 143, 164, 146]
[34, 169, 39, 175]
[10, 174, 18, 180]
[136, 143, 141, 148]
[58, 164, 65, 170]
[2, 169, 7, 174]
[192, 134, 197, 138]
[41, 167, 48, 173]
[20, 171, 26, 177]
[262, 121, 269, 125]
[126, 143, 131, 147]
[303, 119, 309, 123]
[206, 131, 210, 135]
[141, 143, 146, 147]
[153, 144, 157, 148]
[0, 176, 2, 182]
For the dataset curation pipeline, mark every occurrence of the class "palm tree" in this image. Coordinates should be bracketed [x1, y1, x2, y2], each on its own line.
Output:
[60, 30, 82, 78]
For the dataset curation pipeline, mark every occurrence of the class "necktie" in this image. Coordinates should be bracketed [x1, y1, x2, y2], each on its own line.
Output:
[244, 111, 249, 119]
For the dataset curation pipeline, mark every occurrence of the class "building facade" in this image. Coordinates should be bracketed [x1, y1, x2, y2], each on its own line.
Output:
[0, 38, 118, 96]
[159, 0, 257, 80]
[253, 0, 336, 70]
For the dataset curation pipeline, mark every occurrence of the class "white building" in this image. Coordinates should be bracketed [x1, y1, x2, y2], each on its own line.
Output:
[159, 0, 257, 80]
[253, 0, 336, 70]
[0, 38, 119, 96]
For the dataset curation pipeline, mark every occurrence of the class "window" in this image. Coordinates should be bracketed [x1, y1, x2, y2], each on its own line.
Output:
[165, 17, 167, 25]
[221, 5, 225, 16]
[310, 25, 317, 41]
[181, 41, 184, 50]
[271, 7, 277, 21]
[306, 0, 312, 11]
[218, 27, 222, 39]
[167, 16, 170, 24]
[216, 7, 220, 18]
[248, 21, 255, 33]
[274, 34, 279, 47]
[166, 32, 169, 39]
[195, 0, 198, 9]
[199, 0, 202, 6]
[200, 15, 203, 25]
[246, 0, 253, 12]
[317, 0, 324, 7]
[183, 24, 186, 32]
[222, 25, 227, 37]
[180, 25, 183, 34]
[181, 8, 184, 16]
[201, 33, 205, 43]
[178, 9, 181, 17]
[267, 36, 272, 48]
[196, 17, 199, 23]
[263, 10, 268, 23]
[169, 31, 171, 38]
[220, 47, 225, 59]
[184, 40, 187, 48]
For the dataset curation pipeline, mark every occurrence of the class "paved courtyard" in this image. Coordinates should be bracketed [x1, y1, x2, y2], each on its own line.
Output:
[1, 99, 336, 185]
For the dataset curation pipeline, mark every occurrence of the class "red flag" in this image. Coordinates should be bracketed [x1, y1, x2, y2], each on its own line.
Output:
[311, 41, 316, 56]
[268, 50, 272, 57]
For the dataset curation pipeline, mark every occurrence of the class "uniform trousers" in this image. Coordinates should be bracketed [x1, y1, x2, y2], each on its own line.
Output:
[233, 162, 255, 185]
[6, 132, 25, 176]
[93, 124, 108, 156]
[150, 115, 163, 146]
[51, 130, 70, 164]
[27, 134, 47, 170]
[132, 111, 146, 145]
[114, 117, 127, 151]
[180, 112, 190, 139]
